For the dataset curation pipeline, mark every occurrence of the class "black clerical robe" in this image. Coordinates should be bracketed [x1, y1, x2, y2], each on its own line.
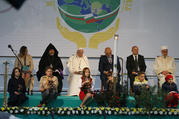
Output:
[37, 43, 64, 93]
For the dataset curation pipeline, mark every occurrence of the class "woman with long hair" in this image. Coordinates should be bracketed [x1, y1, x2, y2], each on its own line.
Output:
[14, 46, 34, 95]
[8, 67, 28, 106]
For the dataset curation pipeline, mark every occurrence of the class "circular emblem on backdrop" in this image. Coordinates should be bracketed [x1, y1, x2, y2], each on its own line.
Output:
[57, 0, 120, 33]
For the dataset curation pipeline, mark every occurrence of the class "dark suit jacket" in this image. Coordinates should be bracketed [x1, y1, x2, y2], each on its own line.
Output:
[98, 55, 121, 75]
[126, 54, 146, 76]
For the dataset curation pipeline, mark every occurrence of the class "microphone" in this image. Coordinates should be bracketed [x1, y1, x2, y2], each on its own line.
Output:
[8, 44, 12, 48]
[8, 44, 14, 51]
[8, 44, 23, 67]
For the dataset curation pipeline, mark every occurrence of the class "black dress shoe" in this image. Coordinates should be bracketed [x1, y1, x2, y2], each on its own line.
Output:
[31, 90, 33, 95]
[27, 88, 29, 95]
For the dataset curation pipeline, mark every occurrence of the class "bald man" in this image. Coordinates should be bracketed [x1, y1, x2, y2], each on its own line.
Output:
[98, 47, 121, 90]
[126, 46, 146, 92]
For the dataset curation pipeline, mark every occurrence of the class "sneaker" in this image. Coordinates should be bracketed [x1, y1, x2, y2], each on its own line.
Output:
[38, 103, 46, 107]
[38, 104, 42, 107]
[31, 90, 33, 96]
[173, 104, 178, 108]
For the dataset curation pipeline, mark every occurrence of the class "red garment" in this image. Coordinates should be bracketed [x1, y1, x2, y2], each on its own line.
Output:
[166, 91, 179, 108]
[79, 77, 93, 101]
[79, 90, 85, 100]
[165, 75, 173, 82]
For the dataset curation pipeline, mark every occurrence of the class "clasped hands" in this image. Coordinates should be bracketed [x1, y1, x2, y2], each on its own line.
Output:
[161, 70, 170, 76]
[74, 71, 83, 75]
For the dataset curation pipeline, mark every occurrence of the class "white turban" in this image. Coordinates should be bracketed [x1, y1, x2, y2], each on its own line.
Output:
[78, 48, 83, 51]
[161, 45, 168, 50]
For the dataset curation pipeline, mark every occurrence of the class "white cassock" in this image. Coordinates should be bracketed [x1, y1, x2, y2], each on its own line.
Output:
[67, 54, 90, 96]
[153, 56, 176, 87]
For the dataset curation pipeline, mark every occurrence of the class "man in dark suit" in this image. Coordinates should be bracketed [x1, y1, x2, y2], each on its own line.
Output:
[126, 46, 146, 92]
[98, 47, 121, 91]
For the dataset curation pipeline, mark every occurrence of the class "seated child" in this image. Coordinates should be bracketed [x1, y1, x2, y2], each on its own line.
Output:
[38, 67, 58, 107]
[133, 72, 149, 95]
[105, 72, 121, 107]
[79, 67, 94, 107]
[162, 74, 179, 108]
[133, 72, 149, 107]
[106, 72, 115, 106]
[106, 72, 114, 92]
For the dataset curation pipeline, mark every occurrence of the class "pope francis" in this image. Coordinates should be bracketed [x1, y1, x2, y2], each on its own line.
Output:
[67, 48, 90, 96]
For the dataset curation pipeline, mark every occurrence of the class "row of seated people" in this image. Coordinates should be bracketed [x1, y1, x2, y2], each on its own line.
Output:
[13, 43, 177, 97]
[7, 67, 58, 107]
[7, 66, 179, 108]
[79, 70, 179, 108]
[13, 44, 63, 96]
[9, 43, 177, 107]
[133, 72, 179, 108]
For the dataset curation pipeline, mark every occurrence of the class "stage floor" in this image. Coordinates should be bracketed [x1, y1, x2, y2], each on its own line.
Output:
[0, 93, 179, 119]
[0, 93, 86, 107]
[0, 93, 179, 108]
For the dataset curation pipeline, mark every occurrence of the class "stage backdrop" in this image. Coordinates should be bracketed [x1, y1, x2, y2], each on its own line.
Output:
[0, 0, 179, 90]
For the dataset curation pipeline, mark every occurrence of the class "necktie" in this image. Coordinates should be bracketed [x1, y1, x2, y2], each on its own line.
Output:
[134, 56, 139, 72]
[108, 57, 112, 64]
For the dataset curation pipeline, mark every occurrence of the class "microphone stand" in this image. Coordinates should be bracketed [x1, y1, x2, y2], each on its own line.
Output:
[8, 46, 23, 69]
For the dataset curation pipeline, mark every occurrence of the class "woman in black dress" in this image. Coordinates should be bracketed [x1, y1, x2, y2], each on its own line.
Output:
[8, 67, 28, 106]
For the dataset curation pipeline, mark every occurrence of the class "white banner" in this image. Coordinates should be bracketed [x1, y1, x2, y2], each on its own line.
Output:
[0, 0, 179, 90]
